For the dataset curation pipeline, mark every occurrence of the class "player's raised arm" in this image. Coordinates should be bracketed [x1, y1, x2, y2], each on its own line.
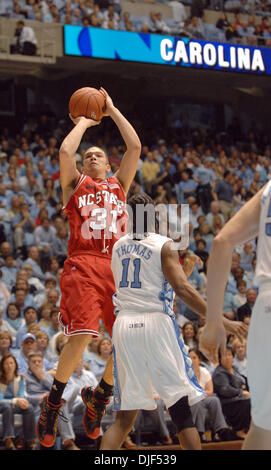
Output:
[161, 241, 207, 319]
[199, 185, 265, 363]
[59, 116, 101, 204]
[100, 88, 141, 194]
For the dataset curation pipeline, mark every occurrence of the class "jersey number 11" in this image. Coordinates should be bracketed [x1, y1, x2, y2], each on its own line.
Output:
[119, 258, 142, 288]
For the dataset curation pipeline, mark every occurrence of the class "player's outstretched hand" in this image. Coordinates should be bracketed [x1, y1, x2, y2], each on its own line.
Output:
[99, 87, 115, 116]
[222, 317, 248, 340]
[69, 114, 101, 127]
[183, 253, 203, 278]
[199, 321, 227, 364]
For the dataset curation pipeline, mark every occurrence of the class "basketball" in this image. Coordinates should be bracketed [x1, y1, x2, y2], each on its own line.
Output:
[69, 87, 106, 121]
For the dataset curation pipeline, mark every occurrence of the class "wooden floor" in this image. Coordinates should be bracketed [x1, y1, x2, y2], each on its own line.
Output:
[125, 440, 243, 451]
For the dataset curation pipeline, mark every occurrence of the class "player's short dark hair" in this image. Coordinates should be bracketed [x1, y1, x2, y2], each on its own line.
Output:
[128, 193, 154, 208]
[127, 193, 156, 237]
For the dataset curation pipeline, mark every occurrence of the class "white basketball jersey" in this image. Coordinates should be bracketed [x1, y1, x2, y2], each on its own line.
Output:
[111, 233, 174, 316]
[255, 180, 271, 286]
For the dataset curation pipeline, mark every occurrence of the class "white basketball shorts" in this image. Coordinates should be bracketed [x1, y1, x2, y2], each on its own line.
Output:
[247, 283, 271, 430]
[112, 311, 205, 411]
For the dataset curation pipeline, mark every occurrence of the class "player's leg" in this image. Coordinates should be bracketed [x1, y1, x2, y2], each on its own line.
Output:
[178, 427, 201, 450]
[168, 396, 201, 450]
[36, 333, 90, 447]
[54, 334, 91, 383]
[100, 410, 138, 450]
[81, 274, 116, 440]
[99, 314, 156, 449]
[242, 421, 271, 450]
[148, 314, 203, 449]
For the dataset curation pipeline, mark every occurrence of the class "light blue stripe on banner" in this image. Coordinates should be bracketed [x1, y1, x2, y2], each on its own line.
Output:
[112, 344, 122, 411]
[171, 316, 206, 397]
[64, 25, 82, 55]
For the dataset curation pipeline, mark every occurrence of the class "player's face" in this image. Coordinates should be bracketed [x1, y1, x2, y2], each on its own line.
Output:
[83, 147, 110, 178]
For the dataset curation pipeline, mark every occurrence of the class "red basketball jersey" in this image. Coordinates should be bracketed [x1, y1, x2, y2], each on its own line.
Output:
[64, 174, 127, 257]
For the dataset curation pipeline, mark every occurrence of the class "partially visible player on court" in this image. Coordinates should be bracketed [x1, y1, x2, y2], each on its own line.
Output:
[199, 181, 271, 450]
[100, 194, 208, 450]
[36, 88, 142, 447]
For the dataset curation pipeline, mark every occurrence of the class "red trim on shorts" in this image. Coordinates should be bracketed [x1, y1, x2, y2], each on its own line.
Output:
[58, 312, 99, 337]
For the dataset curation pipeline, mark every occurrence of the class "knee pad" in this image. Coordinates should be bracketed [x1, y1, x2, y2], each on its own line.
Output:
[168, 396, 195, 433]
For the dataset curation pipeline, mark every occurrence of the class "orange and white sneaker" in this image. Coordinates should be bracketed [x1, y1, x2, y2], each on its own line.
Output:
[36, 396, 63, 448]
[81, 387, 109, 440]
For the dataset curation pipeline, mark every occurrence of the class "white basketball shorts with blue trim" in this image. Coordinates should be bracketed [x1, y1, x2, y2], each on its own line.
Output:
[112, 311, 205, 411]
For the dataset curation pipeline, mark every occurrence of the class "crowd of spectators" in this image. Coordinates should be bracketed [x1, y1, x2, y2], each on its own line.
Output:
[3, 0, 271, 54]
[0, 106, 268, 448]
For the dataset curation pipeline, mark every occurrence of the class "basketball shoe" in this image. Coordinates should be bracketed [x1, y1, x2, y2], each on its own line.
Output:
[81, 386, 110, 439]
[36, 396, 63, 447]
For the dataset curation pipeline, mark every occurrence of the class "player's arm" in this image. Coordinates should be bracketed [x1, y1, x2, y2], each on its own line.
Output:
[100, 88, 141, 194]
[59, 116, 100, 204]
[161, 241, 207, 319]
[199, 185, 265, 362]
[182, 253, 203, 278]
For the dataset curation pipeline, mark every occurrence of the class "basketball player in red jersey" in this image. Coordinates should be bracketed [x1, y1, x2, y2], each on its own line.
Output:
[36, 88, 142, 448]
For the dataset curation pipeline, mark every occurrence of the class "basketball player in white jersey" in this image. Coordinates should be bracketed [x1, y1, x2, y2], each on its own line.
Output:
[100, 193, 209, 450]
[199, 181, 271, 450]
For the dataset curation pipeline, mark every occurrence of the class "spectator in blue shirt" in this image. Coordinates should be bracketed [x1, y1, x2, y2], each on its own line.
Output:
[16, 333, 37, 374]
[24, 246, 46, 281]
[88, 338, 113, 381]
[187, 266, 205, 296]
[175, 170, 198, 203]
[16, 307, 38, 348]
[239, 242, 255, 272]
[193, 159, 216, 214]
[12, 202, 36, 255]
[44, 306, 61, 340]
[5, 302, 25, 347]
[1, 256, 19, 291]
[10, 278, 36, 307]
[214, 171, 235, 221]
[223, 291, 240, 320]
[8, 287, 36, 321]
[0, 353, 37, 450]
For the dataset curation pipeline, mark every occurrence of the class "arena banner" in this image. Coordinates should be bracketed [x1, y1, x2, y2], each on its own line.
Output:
[64, 25, 271, 75]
